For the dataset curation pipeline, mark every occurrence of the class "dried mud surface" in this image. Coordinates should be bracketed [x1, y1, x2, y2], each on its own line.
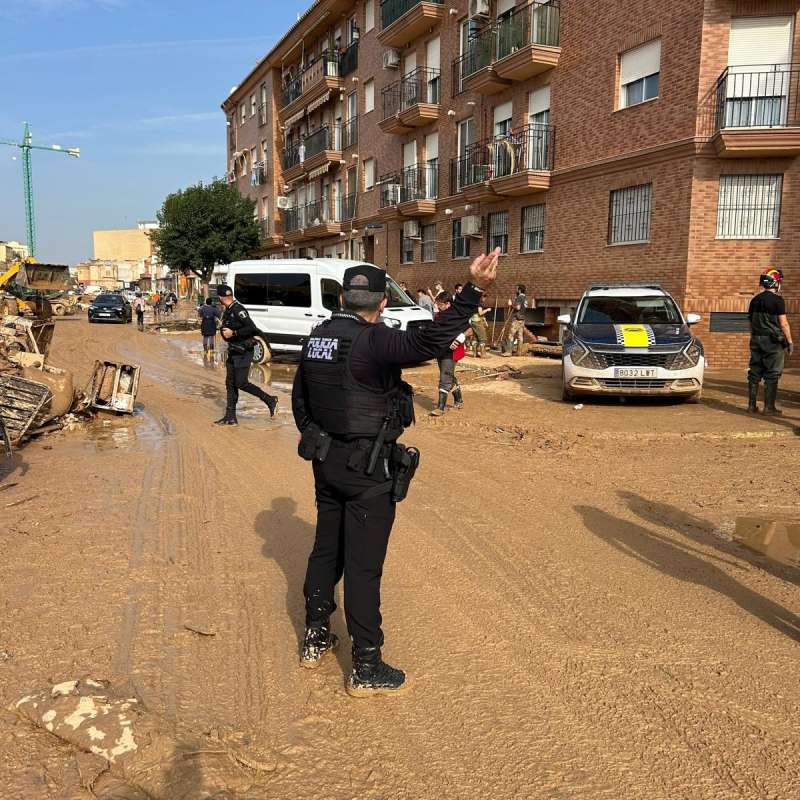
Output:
[1, 317, 798, 799]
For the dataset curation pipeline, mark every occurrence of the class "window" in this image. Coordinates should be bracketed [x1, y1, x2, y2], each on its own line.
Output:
[364, 157, 376, 189]
[365, 79, 375, 113]
[400, 231, 414, 264]
[608, 184, 652, 244]
[578, 295, 681, 325]
[452, 218, 471, 259]
[521, 205, 545, 252]
[321, 278, 341, 311]
[240, 104, 246, 123]
[619, 39, 661, 108]
[421, 224, 436, 262]
[716, 174, 782, 239]
[487, 211, 509, 254]
[233, 273, 312, 307]
[365, 0, 374, 32]
[250, 94, 256, 116]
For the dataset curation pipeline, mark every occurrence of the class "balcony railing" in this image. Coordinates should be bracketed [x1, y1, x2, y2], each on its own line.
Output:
[382, 68, 441, 119]
[281, 49, 341, 108]
[281, 121, 357, 171]
[449, 124, 554, 194]
[452, 0, 560, 94]
[711, 64, 800, 133]
[283, 194, 357, 233]
[380, 0, 443, 30]
[340, 40, 359, 78]
[379, 163, 439, 207]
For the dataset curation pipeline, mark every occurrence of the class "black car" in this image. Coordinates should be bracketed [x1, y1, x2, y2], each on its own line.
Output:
[88, 293, 132, 324]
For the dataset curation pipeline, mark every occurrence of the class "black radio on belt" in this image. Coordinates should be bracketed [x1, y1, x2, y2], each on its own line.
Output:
[298, 424, 332, 462]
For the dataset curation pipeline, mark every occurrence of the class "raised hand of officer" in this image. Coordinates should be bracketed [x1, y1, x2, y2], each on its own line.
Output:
[470, 247, 501, 291]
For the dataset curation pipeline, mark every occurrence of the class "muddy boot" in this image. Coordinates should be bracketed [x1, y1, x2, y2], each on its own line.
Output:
[747, 382, 759, 413]
[300, 624, 339, 669]
[429, 393, 447, 417]
[762, 381, 782, 416]
[347, 646, 411, 698]
[214, 412, 238, 426]
[264, 394, 279, 418]
[453, 387, 464, 409]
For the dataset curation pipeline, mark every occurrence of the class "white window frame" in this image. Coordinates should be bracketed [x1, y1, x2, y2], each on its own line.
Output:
[365, 0, 375, 33]
[619, 39, 661, 109]
[716, 174, 782, 240]
[240, 104, 246, 124]
[364, 158, 376, 190]
[365, 78, 375, 113]
[250, 94, 256, 117]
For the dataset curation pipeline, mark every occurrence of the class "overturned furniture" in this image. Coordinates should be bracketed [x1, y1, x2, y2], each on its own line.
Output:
[0, 373, 52, 448]
[87, 360, 141, 414]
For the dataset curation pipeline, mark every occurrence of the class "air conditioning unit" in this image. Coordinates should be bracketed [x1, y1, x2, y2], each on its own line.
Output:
[403, 220, 421, 239]
[469, 0, 490, 19]
[462, 215, 483, 236]
[383, 49, 401, 69]
[277, 195, 291, 210]
[385, 183, 402, 205]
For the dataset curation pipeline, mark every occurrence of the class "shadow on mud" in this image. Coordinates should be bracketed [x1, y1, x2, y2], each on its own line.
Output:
[577, 504, 800, 642]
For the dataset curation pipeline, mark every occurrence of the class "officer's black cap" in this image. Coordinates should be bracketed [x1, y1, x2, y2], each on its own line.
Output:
[343, 264, 387, 293]
[217, 284, 233, 297]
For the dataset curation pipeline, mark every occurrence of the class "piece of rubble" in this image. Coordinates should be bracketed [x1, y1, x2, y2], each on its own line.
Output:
[87, 361, 141, 415]
[12, 678, 276, 800]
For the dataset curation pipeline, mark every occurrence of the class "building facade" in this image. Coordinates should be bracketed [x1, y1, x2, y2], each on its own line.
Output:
[0, 240, 30, 266]
[223, 0, 800, 365]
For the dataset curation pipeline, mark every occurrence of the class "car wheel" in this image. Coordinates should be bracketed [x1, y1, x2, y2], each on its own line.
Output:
[561, 364, 575, 402]
[252, 335, 272, 365]
[52, 304, 65, 316]
[685, 387, 703, 404]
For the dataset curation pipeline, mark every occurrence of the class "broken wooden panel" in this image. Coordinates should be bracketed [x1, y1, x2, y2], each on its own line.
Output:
[0, 374, 51, 444]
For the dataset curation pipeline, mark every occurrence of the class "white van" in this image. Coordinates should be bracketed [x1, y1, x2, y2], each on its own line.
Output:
[220, 259, 433, 363]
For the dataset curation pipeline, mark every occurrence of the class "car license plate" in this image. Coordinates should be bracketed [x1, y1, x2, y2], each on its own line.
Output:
[99, 311, 112, 316]
[615, 368, 657, 378]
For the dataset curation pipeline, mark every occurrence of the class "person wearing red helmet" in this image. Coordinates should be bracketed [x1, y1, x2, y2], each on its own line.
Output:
[747, 268, 794, 415]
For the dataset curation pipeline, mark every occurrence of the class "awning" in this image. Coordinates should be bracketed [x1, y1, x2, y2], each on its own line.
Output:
[307, 162, 330, 180]
[284, 108, 306, 127]
[307, 90, 331, 113]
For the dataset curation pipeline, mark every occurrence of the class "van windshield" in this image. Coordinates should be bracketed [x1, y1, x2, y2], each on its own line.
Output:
[385, 276, 414, 308]
[578, 296, 682, 325]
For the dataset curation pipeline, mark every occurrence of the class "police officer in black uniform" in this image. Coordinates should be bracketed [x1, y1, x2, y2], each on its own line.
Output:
[215, 284, 278, 425]
[291, 249, 500, 697]
[747, 268, 794, 416]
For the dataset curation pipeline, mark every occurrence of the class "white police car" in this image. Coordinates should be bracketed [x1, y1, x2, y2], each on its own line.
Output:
[559, 284, 705, 402]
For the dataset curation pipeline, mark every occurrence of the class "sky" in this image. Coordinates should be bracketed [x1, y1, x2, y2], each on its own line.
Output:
[0, 0, 312, 264]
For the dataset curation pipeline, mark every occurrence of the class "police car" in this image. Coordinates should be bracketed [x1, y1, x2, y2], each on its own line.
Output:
[559, 284, 705, 402]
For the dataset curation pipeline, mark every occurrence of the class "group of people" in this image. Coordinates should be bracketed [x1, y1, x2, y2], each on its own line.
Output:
[129, 289, 180, 332]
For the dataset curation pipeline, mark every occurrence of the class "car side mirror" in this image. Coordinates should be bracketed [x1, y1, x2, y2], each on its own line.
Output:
[557, 314, 571, 325]
[686, 313, 701, 325]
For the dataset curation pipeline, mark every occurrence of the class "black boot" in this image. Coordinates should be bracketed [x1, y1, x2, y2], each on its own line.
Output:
[763, 381, 782, 416]
[300, 624, 339, 669]
[747, 382, 759, 413]
[214, 411, 238, 425]
[264, 394, 278, 418]
[429, 393, 447, 417]
[347, 646, 410, 698]
[453, 387, 464, 409]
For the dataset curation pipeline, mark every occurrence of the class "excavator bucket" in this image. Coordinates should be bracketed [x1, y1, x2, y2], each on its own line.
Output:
[15, 263, 72, 291]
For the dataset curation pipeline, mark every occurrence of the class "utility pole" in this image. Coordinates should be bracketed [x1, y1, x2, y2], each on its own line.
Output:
[1, 122, 80, 258]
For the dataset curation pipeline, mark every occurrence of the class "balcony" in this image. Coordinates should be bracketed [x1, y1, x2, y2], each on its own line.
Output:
[708, 64, 800, 157]
[453, 1, 560, 96]
[449, 124, 554, 200]
[250, 161, 268, 187]
[279, 47, 348, 119]
[379, 0, 444, 49]
[281, 120, 357, 182]
[379, 163, 439, 218]
[380, 68, 441, 134]
[260, 218, 282, 248]
[282, 193, 356, 242]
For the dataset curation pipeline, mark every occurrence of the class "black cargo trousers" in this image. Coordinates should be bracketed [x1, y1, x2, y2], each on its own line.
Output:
[225, 350, 272, 414]
[748, 335, 785, 385]
[304, 441, 397, 649]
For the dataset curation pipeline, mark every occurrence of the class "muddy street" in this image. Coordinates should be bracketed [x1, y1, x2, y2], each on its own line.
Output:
[1, 317, 798, 800]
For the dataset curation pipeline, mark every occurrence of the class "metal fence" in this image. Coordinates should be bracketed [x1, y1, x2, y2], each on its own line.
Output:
[379, 163, 439, 207]
[448, 124, 555, 194]
[280, 49, 341, 108]
[382, 68, 441, 118]
[283, 194, 356, 232]
[340, 41, 359, 78]
[380, 0, 443, 30]
[282, 121, 357, 170]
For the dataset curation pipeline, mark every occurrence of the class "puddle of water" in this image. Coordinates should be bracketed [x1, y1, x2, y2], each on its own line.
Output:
[83, 409, 165, 452]
[734, 516, 800, 569]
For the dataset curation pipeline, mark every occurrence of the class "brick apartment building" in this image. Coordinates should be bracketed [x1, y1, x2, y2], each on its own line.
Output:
[222, 0, 800, 365]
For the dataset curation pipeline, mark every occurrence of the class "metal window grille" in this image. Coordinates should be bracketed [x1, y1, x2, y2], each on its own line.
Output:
[716, 174, 782, 239]
[520, 204, 545, 252]
[608, 183, 652, 244]
[401, 232, 414, 264]
[452, 218, 470, 258]
[487, 211, 509, 254]
[421, 224, 436, 262]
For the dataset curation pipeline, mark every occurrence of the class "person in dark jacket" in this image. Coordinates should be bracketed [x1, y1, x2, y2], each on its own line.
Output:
[215, 285, 278, 425]
[292, 248, 500, 696]
[429, 291, 466, 417]
[198, 297, 221, 354]
[747, 268, 794, 415]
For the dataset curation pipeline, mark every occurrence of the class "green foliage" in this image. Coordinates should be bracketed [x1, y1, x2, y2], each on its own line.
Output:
[149, 179, 260, 282]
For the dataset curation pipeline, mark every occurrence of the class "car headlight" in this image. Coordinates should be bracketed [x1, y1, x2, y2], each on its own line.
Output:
[382, 317, 402, 329]
[668, 340, 703, 370]
[567, 339, 589, 366]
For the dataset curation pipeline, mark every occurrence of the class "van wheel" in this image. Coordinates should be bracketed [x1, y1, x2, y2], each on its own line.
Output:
[52, 304, 65, 316]
[252, 336, 272, 365]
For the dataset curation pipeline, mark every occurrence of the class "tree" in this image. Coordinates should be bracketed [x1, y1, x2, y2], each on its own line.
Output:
[149, 179, 260, 291]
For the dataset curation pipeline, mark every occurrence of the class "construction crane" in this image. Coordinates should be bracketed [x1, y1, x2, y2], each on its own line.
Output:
[1, 122, 80, 259]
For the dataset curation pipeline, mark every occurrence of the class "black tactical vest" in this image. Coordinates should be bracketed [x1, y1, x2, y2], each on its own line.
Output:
[301, 315, 405, 441]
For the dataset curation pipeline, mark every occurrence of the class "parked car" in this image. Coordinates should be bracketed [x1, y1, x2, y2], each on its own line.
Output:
[559, 284, 704, 402]
[88, 293, 132, 324]
[217, 259, 434, 364]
